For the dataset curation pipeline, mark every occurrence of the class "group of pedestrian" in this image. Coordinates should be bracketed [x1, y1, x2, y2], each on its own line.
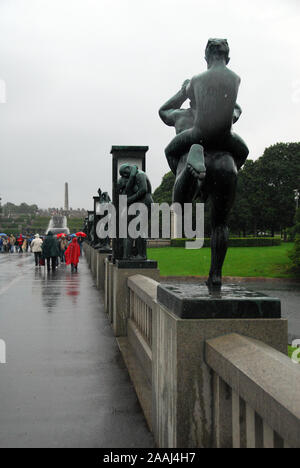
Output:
[35, 231, 82, 272]
[0, 234, 16, 253]
[0, 231, 83, 273]
[0, 234, 37, 254]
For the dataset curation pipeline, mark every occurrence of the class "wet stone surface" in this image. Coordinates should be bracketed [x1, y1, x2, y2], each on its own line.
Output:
[0, 252, 153, 448]
[158, 283, 281, 319]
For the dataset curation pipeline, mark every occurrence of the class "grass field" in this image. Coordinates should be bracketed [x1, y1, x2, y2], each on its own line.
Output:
[148, 243, 296, 278]
[288, 346, 300, 362]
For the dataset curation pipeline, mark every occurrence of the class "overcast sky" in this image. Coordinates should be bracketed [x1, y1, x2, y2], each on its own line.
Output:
[0, 0, 299, 209]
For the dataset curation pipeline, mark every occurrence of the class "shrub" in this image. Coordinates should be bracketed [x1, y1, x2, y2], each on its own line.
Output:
[170, 237, 281, 248]
[289, 234, 300, 271]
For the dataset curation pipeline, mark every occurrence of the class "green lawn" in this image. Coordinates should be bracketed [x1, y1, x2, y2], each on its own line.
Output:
[288, 346, 300, 363]
[148, 243, 296, 278]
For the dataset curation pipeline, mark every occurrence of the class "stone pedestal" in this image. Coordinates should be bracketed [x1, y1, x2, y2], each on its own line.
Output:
[110, 146, 148, 262]
[152, 283, 288, 448]
[91, 248, 97, 277]
[157, 283, 281, 319]
[83, 242, 91, 266]
[97, 249, 112, 290]
[104, 258, 110, 314]
[108, 261, 115, 323]
[113, 260, 160, 337]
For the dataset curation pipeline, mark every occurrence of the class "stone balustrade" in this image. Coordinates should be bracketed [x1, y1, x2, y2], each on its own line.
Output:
[83, 242, 300, 448]
[128, 275, 157, 348]
[206, 333, 300, 448]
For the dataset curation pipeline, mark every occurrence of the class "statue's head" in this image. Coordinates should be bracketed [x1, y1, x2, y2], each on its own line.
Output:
[100, 191, 111, 203]
[119, 164, 131, 179]
[205, 38, 230, 67]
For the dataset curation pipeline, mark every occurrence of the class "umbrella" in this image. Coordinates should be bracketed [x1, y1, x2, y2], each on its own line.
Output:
[76, 232, 87, 238]
[57, 233, 65, 238]
[0, 233, 8, 237]
[70, 234, 77, 238]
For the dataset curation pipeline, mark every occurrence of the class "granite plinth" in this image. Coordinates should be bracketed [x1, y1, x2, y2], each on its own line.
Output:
[112, 264, 160, 337]
[99, 248, 112, 254]
[115, 259, 158, 270]
[157, 283, 281, 319]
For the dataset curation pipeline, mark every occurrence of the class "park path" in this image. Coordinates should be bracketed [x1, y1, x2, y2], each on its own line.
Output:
[0, 252, 153, 448]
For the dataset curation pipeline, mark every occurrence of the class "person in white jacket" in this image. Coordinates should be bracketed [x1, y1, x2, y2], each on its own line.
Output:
[31, 234, 43, 266]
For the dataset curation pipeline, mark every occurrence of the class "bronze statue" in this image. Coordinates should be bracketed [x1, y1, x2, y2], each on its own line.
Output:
[118, 164, 153, 260]
[94, 189, 112, 251]
[159, 38, 249, 289]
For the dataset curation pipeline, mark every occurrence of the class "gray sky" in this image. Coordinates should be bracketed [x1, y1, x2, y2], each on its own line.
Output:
[0, 0, 299, 209]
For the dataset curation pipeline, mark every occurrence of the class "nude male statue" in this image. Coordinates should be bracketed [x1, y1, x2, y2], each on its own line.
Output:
[159, 38, 249, 288]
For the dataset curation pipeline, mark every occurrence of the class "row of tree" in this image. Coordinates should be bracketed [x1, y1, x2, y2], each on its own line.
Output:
[1, 202, 38, 216]
[153, 142, 300, 237]
[289, 208, 300, 271]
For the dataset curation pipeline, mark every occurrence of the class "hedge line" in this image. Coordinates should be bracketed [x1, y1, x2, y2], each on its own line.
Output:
[170, 237, 282, 248]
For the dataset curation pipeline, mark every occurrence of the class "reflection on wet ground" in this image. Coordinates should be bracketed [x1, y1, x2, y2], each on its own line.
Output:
[243, 280, 300, 344]
[0, 253, 153, 448]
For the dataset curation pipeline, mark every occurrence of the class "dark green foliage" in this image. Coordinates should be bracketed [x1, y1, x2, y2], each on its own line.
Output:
[287, 208, 300, 240]
[68, 218, 86, 234]
[2, 202, 38, 215]
[153, 143, 300, 236]
[289, 235, 300, 272]
[230, 143, 300, 235]
[153, 172, 175, 205]
[288, 209, 300, 272]
[0, 197, 85, 238]
[171, 237, 281, 248]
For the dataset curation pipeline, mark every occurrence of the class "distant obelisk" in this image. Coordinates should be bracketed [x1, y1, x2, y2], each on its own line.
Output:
[64, 182, 69, 212]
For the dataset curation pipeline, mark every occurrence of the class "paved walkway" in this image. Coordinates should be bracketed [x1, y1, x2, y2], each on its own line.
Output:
[0, 253, 153, 448]
[242, 280, 300, 344]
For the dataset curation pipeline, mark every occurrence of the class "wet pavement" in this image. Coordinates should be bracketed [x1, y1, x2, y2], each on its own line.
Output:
[0, 252, 154, 448]
[242, 281, 300, 344]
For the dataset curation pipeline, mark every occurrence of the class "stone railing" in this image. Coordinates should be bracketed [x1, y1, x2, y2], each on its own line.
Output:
[84, 243, 300, 448]
[206, 333, 300, 448]
[128, 275, 157, 349]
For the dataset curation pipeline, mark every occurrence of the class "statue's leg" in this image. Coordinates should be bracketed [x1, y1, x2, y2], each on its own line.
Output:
[165, 127, 201, 159]
[207, 152, 237, 288]
[173, 145, 206, 205]
[123, 238, 133, 259]
[223, 132, 249, 170]
[136, 237, 147, 260]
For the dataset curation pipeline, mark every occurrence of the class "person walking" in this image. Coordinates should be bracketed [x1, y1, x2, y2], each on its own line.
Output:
[10, 234, 16, 253]
[59, 235, 68, 263]
[17, 234, 24, 253]
[77, 236, 84, 256]
[31, 234, 43, 266]
[65, 237, 81, 272]
[3, 237, 8, 253]
[42, 231, 60, 272]
[6, 237, 11, 253]
[22, 238, 27, 253]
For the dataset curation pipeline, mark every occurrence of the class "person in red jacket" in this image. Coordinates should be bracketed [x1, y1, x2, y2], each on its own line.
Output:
[17, 234, 24, 253]
[65, 237, 81, 272]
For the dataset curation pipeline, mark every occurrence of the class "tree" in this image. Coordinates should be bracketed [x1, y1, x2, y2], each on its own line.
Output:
[153, 142, 300, 237]
[229, 143, 300, 235]
[229, 160, 260, 235]
[288, 209, 300, 272]
[153, 172, 175, 205]
[255, 143, 300, 235]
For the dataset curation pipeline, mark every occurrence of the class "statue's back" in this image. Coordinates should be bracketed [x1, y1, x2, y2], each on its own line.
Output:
[191, 66, 240, 142]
